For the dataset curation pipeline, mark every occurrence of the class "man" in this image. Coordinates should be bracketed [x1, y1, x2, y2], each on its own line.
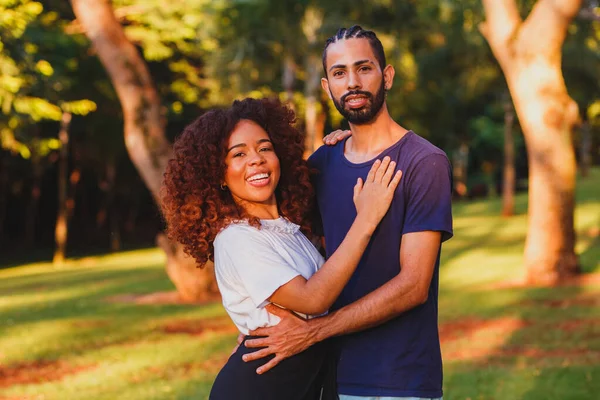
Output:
[243, 25, 453, 399]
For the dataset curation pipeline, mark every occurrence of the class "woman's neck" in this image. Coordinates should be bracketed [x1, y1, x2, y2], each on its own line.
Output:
[238, 201, 280, 220]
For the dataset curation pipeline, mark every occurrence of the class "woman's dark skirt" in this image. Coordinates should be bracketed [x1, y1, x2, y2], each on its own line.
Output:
[209, 336, 337, 400]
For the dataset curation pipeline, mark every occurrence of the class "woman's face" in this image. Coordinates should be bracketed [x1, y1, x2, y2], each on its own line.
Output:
[223, 119, 281, 217]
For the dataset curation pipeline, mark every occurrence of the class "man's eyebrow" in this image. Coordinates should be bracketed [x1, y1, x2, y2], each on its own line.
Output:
[227, 139, 272, 153]
[354, 59, 373, 67]
[329, 59, 373, 72]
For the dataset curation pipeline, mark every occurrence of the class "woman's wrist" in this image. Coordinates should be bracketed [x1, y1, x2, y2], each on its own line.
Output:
[353, 213, 378, 235]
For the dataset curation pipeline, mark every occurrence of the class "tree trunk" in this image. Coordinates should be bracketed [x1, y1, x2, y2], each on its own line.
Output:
[301, 7, 323, 158]
[0, 153, 8, 245]
[314, 96, 328, 151]
[70, 0, 217, 300]
[482, 0, 582, 285]
[96, 159, 121, 251]
[502, 97, 516, 217]
[105, 160, 121, 252]
[53, 112, 72, 264]
[24, 152, 42, 248]
[303, 54, 321, 158]
[578, 121, 591, 178]
[452, 143, 469, 199]
[282, 54, 296, 108]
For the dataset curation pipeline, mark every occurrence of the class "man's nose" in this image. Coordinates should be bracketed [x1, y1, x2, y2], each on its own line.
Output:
[347, 71, 361, 89]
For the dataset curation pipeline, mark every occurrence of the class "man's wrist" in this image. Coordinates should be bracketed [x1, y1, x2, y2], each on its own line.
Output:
[309, 312, 337, 343]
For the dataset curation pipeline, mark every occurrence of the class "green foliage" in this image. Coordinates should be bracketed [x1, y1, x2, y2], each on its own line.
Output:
[60, 99, 97, 116]
[0, 0, 97, 161]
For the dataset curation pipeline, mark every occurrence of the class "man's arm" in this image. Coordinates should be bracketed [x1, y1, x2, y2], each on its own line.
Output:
[244, 230, 441, 374]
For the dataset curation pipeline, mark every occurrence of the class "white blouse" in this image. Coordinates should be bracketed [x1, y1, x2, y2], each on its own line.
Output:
[213, 217, 325, 334]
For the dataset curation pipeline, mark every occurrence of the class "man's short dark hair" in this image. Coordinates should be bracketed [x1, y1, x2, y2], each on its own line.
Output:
[322, 25, 386, 76]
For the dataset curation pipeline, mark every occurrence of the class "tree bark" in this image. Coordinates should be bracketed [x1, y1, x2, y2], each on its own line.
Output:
[53, 112, 72, 264]
[578, 120, 591, 178]
[502, 97, 516, 217]
[481, 0, 582, 284]
[70, 0, 217, 300]
[452, 143, 469, 199]
[105, 160, 121, 252]
[282, 54, 296, 108]
[0, 153, 8, 245]
[303, 54, 321, 158]
[24, 148, 42, 248]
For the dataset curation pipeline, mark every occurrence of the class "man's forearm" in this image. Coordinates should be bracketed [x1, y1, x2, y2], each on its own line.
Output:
[311, 276, 426, 342]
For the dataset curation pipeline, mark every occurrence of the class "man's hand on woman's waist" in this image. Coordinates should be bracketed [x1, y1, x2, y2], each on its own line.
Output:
[243, 303, 325, 374]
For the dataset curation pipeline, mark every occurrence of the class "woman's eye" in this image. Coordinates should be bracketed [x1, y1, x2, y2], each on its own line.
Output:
[233, 152, 244, 157]
[259, 147, 273, 152]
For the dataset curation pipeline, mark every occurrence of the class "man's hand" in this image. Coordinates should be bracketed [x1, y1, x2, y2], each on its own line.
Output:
[243, 304, 319, 374]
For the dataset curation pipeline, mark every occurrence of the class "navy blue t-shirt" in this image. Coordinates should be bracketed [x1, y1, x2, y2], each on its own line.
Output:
[308, 131, 453, 398]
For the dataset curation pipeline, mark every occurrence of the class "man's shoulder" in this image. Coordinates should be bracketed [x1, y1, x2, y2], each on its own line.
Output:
[403, 132, 448, 163]
[307, 142, 341, 170]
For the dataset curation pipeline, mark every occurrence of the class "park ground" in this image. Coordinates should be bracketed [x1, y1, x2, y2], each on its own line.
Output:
[0, 169, 599, 400]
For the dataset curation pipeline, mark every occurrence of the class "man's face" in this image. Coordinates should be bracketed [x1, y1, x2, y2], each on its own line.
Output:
[322, 38, 387, 125]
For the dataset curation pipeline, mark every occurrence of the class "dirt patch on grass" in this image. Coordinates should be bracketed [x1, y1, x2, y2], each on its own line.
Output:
[128, 356, 230, 383]
[161, 317, 237, 336]
[555, 318, 600, 332]
[105, 290, 221, 305]
[439, 317, 528, 342]
[70, 319, 110, 329]
[490, 271, 600, 289]
[524, 296, 600, 308]
[0, 360, 95, 388]
[441, 316, 600, 364]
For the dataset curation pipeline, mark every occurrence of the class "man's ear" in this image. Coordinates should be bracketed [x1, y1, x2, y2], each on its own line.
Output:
[383, 65, 395, 91]
[321, 78, 332, 100]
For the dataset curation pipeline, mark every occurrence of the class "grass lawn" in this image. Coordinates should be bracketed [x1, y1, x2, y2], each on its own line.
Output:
[1, 168, 598, 400]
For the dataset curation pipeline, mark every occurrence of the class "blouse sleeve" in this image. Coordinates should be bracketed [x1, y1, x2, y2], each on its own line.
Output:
[214, 225, 301, 307]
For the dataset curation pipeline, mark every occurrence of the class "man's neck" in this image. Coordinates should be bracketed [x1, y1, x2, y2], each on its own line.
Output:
[344, 105, 409, 164]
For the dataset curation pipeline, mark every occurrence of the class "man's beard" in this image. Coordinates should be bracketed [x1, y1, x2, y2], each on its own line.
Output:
[331, 80, 386, 125]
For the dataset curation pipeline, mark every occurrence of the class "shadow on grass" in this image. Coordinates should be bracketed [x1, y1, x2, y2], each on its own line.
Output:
[442, 268, 599, 399]
[0, 262, 227, 362]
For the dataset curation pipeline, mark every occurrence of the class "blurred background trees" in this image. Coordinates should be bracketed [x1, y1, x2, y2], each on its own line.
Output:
[1, 0, 598, 295]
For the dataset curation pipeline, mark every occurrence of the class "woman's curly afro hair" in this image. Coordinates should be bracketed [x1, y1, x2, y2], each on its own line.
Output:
[160, 97, 314, 267]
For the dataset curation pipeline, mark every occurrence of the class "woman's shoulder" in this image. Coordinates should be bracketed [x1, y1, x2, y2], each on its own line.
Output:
[213, 221, 267, 251]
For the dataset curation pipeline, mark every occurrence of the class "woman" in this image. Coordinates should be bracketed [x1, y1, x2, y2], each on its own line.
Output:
[161, 98, 401, 399]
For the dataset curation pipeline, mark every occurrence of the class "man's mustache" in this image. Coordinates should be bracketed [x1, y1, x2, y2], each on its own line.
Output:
[341, 90, 373, 104]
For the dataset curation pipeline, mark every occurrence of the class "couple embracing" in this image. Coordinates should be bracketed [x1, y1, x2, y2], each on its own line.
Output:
[161, 25, 453, 400]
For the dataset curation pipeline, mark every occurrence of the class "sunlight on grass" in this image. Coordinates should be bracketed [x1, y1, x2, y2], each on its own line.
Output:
[0, 168, 598, 400]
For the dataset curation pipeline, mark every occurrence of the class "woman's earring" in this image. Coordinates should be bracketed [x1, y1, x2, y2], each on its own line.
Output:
[220, 183, 227, 191]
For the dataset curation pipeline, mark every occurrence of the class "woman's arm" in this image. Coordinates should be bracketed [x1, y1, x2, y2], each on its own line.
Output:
[268, 156, 402, 315]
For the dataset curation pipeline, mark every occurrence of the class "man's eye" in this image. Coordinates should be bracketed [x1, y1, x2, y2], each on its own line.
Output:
[333, 71, 344, 77]
[233, 152, 244, 157]
[359, 66, 371, 72]
[259, 147, 273, 152]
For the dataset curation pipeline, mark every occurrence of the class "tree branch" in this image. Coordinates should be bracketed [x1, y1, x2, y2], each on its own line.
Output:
[480, 0, 522, 63]
[518, 0, 583, 56]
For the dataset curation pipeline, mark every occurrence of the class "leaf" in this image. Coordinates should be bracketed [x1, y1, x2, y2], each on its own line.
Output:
[60, 99, 97, 116]
[13, 96, 62, 121]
